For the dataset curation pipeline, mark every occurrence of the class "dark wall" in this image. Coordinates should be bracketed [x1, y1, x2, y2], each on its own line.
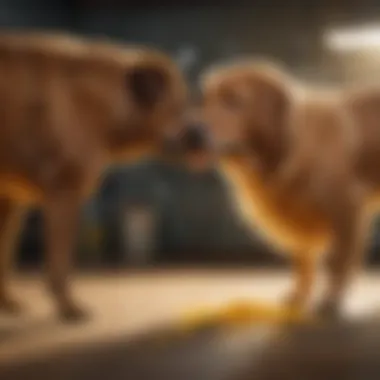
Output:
[74, 5, 330, 86]
[0, 0, 72, 29]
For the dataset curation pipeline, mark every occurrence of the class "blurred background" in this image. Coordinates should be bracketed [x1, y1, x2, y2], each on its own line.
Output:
[6, 0, 380, 270]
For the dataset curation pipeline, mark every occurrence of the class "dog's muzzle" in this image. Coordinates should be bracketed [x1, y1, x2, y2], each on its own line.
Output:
[163, 122, 211, 155]
[180, 122, 211, 152]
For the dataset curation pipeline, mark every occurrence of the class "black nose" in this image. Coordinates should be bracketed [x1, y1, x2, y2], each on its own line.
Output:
[180, 123, 210, 152]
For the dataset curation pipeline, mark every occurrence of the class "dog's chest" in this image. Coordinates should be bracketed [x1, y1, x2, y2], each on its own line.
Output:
[0, 176, 42, 204]
[220, 160, 329, 254]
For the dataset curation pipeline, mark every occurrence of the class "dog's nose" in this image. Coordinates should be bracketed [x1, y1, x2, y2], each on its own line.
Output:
[180, 122, 210, 152]
[161, 122, 211, 157]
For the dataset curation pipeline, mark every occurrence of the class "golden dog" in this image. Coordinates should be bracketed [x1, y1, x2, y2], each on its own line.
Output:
[0, 32, 186, 321]
[200, 60, 380, 316]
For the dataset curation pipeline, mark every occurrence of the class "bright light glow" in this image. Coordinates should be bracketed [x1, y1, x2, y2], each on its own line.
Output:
[325, 25, 380, 51]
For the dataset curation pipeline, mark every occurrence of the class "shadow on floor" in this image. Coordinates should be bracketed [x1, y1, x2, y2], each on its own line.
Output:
[1, 316, 380, 380]
[0, 316, 62, 343]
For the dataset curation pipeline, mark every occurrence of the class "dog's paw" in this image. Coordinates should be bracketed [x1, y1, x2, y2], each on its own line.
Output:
[282, 290, 305, 310]
[314, 299, 342, 321]
[59, 303, 91, 323]
[0, 295, 24, 315]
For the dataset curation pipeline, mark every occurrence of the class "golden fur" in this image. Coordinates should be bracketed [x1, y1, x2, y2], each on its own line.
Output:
[0, 31, 186, 321]
[201, 60, 379, 315]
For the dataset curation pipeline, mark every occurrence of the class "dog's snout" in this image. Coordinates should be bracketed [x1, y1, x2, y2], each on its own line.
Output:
[161, 121, 212, 157]
[180, 123, 210, 152]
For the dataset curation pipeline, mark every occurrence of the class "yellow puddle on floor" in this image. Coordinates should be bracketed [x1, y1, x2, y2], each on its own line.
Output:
[179, 300, 313, 331]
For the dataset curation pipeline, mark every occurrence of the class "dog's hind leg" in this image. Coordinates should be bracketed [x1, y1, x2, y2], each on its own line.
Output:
[44, 190, 88, 322]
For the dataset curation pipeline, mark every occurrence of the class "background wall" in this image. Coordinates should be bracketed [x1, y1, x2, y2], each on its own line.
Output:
[2, 0, 380, 267]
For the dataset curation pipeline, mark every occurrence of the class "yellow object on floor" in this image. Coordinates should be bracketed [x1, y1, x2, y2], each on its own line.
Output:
[180, 300, 310, 331]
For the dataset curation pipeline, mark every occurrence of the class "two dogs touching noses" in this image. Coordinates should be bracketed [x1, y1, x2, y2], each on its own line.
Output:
[0, 31, 376, 322]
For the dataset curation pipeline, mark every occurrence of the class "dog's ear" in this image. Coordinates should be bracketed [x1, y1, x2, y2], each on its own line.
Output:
[246, 74, 292, 169]
[250, 75, 290, 134]
[126, 64, 169, 108]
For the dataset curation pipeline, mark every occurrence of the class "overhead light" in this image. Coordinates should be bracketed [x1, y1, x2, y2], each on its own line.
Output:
[324, 25, 380, 51]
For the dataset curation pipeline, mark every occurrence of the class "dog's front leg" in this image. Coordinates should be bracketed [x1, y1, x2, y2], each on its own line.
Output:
[317, 204, 367, 319]
[44, 190, 88, 322]
[284, 253, 316, 310]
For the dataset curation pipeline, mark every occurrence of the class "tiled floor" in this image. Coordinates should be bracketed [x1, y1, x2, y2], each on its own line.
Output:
[0, 269, 379, 365]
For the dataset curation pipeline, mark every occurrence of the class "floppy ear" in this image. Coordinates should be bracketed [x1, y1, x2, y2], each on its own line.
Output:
[251, 76, 290, 134]
[126, 64, 168, 108]
[247, 75, 291, 170]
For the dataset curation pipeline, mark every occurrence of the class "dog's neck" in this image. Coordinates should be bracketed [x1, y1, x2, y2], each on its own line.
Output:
[247, 133, 289, 180]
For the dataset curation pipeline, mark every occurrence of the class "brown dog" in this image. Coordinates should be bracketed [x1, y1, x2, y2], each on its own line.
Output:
[0, 32, 186, 321]
[200, 60, 380, 316]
